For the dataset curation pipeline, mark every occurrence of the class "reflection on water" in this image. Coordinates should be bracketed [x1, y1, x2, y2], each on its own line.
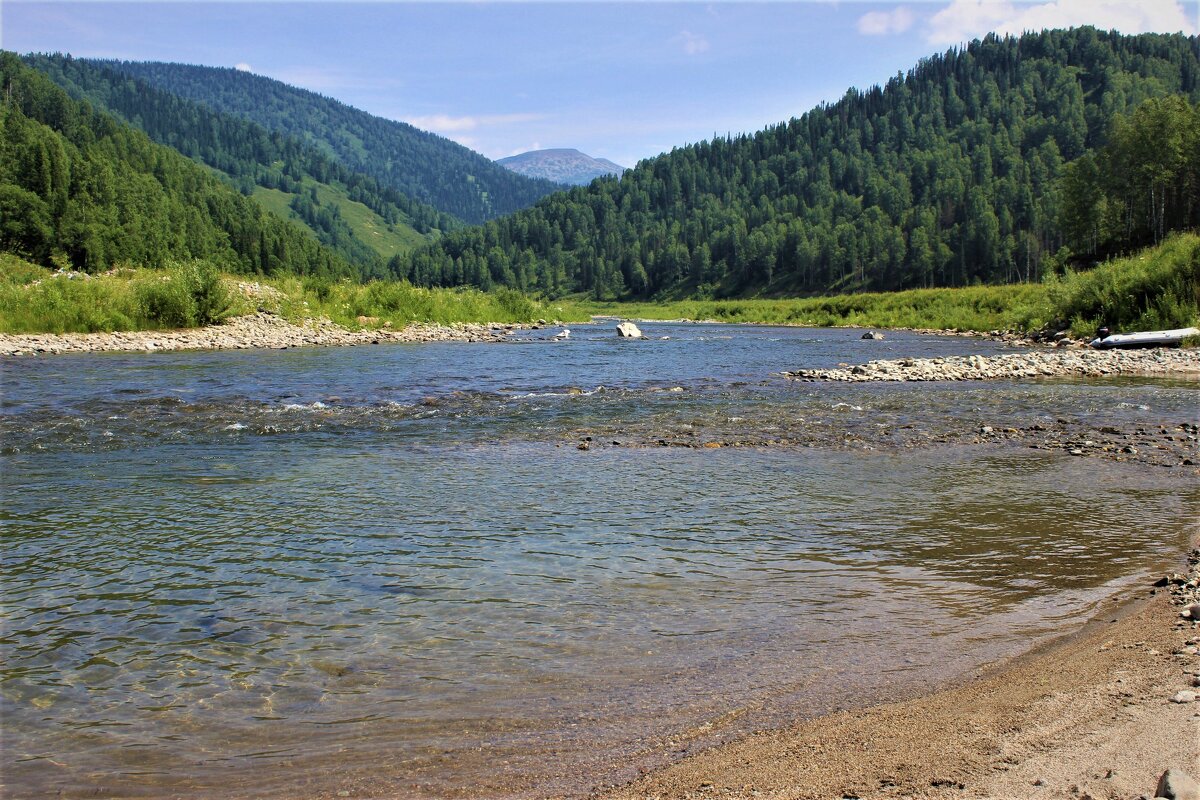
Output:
[2, 323, 1196, 798]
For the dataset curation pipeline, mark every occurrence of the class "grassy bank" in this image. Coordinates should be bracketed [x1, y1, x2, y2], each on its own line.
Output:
[0, 255, 587, 335]
[3, 234, 1195, 336]
[1047, 232, 1200, 336]
[576, 283, 1050, 333]
[0, 256, 245, 334]
[578, 233, 1199, 336]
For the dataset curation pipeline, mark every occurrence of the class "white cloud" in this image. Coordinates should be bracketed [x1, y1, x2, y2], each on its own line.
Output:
[927, 0, 1198, 45]
[234, 62, 253, 73]
[674, 30, 711, 56]
[402, 112, 546, 134]
[858, 7, 916, 36]
[503, 142, 543, 157]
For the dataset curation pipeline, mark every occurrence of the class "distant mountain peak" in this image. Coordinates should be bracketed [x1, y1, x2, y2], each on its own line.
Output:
[497, 148, 627, 186]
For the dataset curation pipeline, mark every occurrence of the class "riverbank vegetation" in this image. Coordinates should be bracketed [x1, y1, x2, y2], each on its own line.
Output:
[0, 254, 587, 334]
[1046, 231, 1200, 335]
[4, 234, 1193, 337]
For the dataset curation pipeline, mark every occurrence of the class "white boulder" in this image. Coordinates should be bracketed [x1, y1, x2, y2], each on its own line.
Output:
[616, 321, 643, 338]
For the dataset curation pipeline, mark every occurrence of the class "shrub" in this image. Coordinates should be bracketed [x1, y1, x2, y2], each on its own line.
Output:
[134, 260, 231, 328]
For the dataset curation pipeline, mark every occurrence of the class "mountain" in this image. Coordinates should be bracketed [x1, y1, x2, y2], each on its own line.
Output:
[0, 51, 356, 279]
[497, 148, 627, 186]
[396, 29, 1200, 300]
[94, 60, 562, 225]
[23, 53, 460, 276]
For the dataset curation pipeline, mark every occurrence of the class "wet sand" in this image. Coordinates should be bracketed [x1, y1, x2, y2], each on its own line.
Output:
[597, 544, 1200, 800]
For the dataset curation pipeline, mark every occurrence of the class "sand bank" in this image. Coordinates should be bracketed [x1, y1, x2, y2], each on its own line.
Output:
[597, 545, 1200, 800]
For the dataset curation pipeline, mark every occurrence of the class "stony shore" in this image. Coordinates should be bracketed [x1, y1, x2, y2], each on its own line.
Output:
[0, 311, 520, 356]
[784, 346, 1200, 382]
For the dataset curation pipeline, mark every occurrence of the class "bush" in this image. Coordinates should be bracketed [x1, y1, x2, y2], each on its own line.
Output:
[135, 260, 231, 328]
[1049, 233, 1200, 336]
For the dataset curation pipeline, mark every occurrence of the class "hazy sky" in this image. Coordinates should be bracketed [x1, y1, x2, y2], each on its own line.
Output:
[2, 1, 1196, 167]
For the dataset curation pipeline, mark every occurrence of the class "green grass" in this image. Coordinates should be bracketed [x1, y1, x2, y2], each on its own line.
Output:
[251, 179, 427, 259]
[269, 276, 588, 329]
[572, 283, 1051, 333]
[3, 234, 1194, 337]
[1046, 232, 1200, 336]
[0, 254, 581, 334]
[0, 255, 246, 334]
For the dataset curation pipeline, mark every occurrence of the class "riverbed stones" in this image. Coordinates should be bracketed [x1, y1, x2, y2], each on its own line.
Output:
[0, 311, 516, 356]
[784, 348, 1200, 383]
[616, 321, 643, 338]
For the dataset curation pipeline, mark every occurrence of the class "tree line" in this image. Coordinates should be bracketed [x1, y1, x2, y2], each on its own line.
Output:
[393, 28, 1199, 299]
[0, 51, 355, 278]
[24, 53, 465, 275]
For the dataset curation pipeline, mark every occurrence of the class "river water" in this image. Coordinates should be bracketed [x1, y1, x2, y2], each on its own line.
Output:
[2, 323, 1197, 798]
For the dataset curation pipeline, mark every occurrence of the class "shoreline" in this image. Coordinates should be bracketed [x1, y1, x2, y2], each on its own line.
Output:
[0, 311, 522, 356]
[4, 314, 1199, 384]
[784, 347, 1200, 382]
[597, 539, 1200, 800]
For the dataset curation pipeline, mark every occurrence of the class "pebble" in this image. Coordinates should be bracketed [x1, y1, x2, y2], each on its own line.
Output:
[1170, 690, 1198, 703]
[784, 348, 1200, 383]
[1156, 768, 1200, 800]
[0, 311, 516, 356]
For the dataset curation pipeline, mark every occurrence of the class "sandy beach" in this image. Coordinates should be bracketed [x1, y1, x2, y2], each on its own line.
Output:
[595, 541, 1200, 800]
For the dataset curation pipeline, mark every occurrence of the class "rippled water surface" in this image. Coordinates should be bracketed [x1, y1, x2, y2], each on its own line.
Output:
[2, 323, 1197, 798]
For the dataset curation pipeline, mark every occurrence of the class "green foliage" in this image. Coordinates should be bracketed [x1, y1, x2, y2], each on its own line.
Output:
[1047, 232, 1200, 335]
[0, 254, 579, 334]
[395, 29, 1198, 300]
[97, 58, 560, 225]
[280, 278, 582, 329]
[1058, 96, 1200, 256]
[0, 256, 242, 333]
[577, 283, 1050, 333]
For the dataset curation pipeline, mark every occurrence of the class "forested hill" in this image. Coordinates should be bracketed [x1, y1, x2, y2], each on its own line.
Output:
[396, 28, 1199, 300]
[98, 59, 562, 225]
[23, 53, 459, 274]
[0, 52, 357, 278]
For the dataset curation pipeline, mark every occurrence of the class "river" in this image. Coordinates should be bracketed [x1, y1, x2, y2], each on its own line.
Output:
[2, 322, 1196, 798]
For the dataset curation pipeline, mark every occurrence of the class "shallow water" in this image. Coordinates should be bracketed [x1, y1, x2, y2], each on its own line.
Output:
[2, 323, 1197, 798]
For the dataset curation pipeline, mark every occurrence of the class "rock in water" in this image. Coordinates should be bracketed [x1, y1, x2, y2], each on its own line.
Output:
[1156, 768, 1200, 800]
[861, 331, 885, 340]
[616, 321, 643, 338]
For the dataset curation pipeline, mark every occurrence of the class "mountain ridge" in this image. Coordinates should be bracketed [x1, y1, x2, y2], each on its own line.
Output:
[96, 59, 563, 225]
[23, 53, 458, 277]
[498, 148, 627, 186]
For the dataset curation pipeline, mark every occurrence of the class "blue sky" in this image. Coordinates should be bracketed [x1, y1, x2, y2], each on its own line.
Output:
[2, 1, 1196, 167]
